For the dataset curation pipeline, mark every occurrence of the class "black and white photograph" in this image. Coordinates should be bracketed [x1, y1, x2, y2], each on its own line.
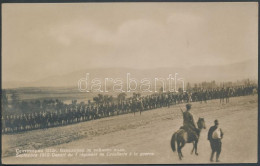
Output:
[1, 2, 258, 164]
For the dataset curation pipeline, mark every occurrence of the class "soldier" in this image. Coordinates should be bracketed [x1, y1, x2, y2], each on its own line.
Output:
[64, 108, 68, 125]
[68, 107, 73, 124]
[138, 99, 144, 115]
[86, 105, 90, 120]
[53, 111, 58, 126]
[98, 104, 104, 117]
[35, 112, 40, 129]
[27, 113, 33, 130]
[208, 119, 224, 162]
[90, 105, 94, 119]
[57, 109, 63, 126]
[21, 114, 27, 131]
[16, 115, 22, 132]
[220, 88, 225, 104]
[79, 106, 84, 122]
[13, 115, 17, 132]
[2, 116, 6, 133]
[182, 104, 199, 141]
[42, 111, 48, 128]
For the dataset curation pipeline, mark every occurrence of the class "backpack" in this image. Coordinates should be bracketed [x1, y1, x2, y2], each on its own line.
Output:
[212, 127, 221, 139]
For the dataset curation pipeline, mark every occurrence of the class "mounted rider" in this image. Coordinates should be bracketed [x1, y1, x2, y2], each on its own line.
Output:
[182, 104, 199, 141]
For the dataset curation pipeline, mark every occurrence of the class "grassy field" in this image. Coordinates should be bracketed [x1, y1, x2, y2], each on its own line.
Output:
[2, 95, 258, 164]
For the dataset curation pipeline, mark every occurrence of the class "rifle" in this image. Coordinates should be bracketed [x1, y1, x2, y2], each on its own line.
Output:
[178, 104, 184, 114]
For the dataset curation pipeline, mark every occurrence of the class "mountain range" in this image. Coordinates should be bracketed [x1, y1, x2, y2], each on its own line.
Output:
[3, 58, 258, 89]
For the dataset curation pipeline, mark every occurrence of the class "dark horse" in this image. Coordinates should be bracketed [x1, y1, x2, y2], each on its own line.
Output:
[171, 118, 206, 160]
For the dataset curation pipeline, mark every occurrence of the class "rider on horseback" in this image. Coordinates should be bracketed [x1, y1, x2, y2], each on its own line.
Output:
[182, 104, 199, 141]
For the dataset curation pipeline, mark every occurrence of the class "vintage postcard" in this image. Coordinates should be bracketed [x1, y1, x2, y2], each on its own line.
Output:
[1, 2, 258, 164]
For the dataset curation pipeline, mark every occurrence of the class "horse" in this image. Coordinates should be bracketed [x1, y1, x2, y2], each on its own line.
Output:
[171, 118, 206, 160]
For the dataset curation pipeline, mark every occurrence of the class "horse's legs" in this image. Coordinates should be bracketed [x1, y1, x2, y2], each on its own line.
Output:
[194, 141, 199, 155]
[177, 140, 185, 160]
[179, 141, 185, 158]
[177, 141, 182, 160]
[191, 142, 195, 154]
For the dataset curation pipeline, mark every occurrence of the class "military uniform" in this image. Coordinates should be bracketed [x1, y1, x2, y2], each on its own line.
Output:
[182, 104, 198, 141]
[208, 120, 223, 162]
[183, 111, 196, 130]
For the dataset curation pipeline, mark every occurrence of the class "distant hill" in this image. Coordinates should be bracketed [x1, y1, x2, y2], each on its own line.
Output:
[186, 58, 258, 82]
[2, 58, 257, 89]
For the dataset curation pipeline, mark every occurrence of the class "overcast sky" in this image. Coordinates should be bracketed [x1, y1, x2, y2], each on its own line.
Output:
[2, 2, 258, 82]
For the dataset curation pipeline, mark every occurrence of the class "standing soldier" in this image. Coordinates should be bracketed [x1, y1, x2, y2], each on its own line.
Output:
[86, 105, 90, 120]
[139, 99, 144, 115]
[21, 114, 27, 131]
[208, 119, 224, 162]
[13, 115, 17, 132]
[220, 88, 225, 104]
[2, 116, 6, 133]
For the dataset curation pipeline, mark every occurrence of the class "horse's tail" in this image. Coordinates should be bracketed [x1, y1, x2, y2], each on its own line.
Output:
[171, 132, 177, 152]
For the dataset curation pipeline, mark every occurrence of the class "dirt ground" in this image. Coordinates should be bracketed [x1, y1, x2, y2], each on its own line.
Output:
[2, 95, 258, 164]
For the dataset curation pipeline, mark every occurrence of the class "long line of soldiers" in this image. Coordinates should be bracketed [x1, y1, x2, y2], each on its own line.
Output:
[2, 85, 257, 133]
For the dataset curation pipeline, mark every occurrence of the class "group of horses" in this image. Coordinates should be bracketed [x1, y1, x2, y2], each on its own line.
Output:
[2, 85, 257, 134]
